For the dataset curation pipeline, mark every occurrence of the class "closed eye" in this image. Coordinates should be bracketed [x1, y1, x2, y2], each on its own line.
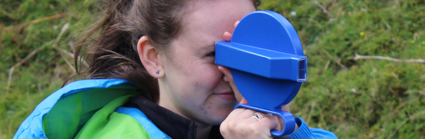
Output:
[206, 51, 215, 57]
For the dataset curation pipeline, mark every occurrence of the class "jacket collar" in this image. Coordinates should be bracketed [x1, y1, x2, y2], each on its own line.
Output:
[124, 96, 223, 139]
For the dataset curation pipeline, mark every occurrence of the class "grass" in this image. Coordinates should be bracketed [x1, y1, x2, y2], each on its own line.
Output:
[1, 0, 424, 138]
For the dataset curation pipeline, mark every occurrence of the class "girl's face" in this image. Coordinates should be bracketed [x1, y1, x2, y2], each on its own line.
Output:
[158, 0, 255, 125]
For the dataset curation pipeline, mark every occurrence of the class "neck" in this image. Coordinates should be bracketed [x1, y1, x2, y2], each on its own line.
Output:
[157, 79, 213, 139]
[157, 78, 182, 116]
[196, 122, 212, 139]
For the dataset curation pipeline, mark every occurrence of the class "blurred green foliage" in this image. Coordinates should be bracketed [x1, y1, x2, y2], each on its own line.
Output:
[1, 0, 424, 138]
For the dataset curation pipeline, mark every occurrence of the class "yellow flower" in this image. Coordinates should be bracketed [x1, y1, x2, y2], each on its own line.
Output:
[422, 41, 425, 45]
[360, 32, 364, 36]
[411, 40, 415, 43]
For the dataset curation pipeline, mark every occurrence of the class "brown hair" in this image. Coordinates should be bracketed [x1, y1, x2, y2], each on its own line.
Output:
[74, 0, 261, 103]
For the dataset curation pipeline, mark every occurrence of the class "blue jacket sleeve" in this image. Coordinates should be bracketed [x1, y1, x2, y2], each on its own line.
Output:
[287, 117, 337, 139]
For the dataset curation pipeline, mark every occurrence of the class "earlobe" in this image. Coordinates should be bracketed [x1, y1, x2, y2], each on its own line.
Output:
[137, 36, 165, 78]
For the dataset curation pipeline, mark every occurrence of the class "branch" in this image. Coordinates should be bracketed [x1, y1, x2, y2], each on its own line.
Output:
[55, 48, 89, 67]
[6, 41, 52, 94]
[53, 23, 89, 67]
[348, 54, 425, 63]
[7, 42, 52, 72]
[322, 49, 348, 70]
[2, 10, 17, 20]
[57, 48, 77, 74]
[55, 23, 69, 44]
[314, 1, 333, 17]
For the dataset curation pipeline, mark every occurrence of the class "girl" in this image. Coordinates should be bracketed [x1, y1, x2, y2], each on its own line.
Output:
[14, 0, 337, 139]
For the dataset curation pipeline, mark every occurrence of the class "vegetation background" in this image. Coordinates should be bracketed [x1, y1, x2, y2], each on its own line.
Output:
[1, 0, 424, 138]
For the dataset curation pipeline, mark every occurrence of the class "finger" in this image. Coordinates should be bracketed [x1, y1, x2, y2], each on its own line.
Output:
[250, 112, 283, 132]
[244, 111, 269, 123]
[255, 112, 280, 131]
[245, 113, 262, 123]
[273, 115, 284, 131]
[218, 66, 245, 103]
[223, 31, 232, 42]
[265, 113, 285, 131]
[218, 66, 232, 82]
[222, 21, 239, 43]
[277, 104, 290, 131]
[239, 97, 248, 104]
[234, 20, 240, 28]
[241, 112, 277, 139]
[223, 108, 249, 124]
[281, 104, 290, 111]
[237, 108, 259, 119]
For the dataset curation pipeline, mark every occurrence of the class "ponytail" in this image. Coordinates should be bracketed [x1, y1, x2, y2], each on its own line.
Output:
[74, 0, 159, 102]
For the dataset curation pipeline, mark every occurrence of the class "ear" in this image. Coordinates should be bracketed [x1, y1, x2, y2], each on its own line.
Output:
[137, 36, 164, 78]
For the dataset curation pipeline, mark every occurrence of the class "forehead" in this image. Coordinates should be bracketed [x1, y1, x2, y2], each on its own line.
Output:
[177, 0, 256, 48]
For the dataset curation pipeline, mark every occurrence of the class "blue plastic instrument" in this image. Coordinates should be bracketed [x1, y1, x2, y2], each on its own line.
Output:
[215, 11, 307, 137]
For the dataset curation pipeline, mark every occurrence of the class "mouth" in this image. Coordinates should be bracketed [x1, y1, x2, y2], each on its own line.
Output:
[213, 91, 236, 101]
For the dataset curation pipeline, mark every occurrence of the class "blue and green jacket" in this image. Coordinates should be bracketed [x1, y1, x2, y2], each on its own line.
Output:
[13, 79, 337, 139]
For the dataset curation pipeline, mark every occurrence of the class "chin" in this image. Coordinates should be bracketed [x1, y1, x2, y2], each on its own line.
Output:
[206, 109, 234, 125]
[204, 116, 227, 125]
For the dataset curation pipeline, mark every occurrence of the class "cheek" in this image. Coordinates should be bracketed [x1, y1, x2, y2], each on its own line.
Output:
[193, 64, 222, 89]
[172, 58, 221, 89]
[167, 56, 221, 96]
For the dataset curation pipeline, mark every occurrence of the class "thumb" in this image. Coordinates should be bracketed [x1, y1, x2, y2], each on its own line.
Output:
[218, 66, 246, 103]
[239, 97, 249, 104]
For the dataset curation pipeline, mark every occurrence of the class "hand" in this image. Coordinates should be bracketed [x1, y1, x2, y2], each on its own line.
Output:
[219, 65, 287, 139]
[218, 21, 296, 139]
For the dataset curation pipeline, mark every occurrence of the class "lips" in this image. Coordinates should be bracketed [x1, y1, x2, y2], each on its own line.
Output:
[213, 91, 236, 101]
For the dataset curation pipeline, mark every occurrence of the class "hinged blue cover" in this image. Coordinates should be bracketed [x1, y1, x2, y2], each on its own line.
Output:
[215, 10, 307, 136]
